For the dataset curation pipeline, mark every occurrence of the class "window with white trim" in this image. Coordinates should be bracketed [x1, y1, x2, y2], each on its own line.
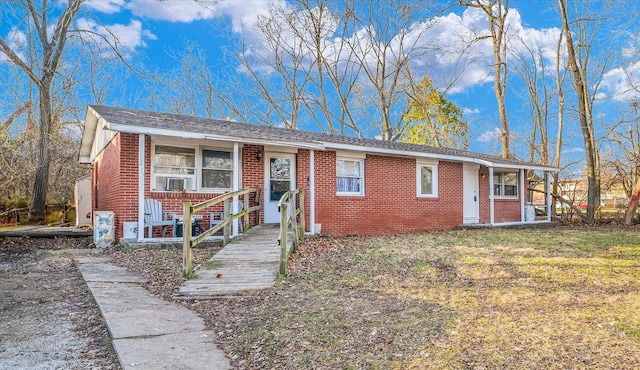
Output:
[152, 144, 233, 192]
[417, 162, 438, 197]
[336, 158, 364, 195]
[153, 145, 196, 191]
[493, 172, 518, 197]
[201, 150, 232, 189]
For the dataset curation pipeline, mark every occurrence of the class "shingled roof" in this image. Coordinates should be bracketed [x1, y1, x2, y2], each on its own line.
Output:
[81, 105, 557, 171]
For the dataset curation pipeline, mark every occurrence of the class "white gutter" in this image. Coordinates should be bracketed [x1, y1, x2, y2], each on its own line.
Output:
[322, 142, 559, 172]
[103, 121, 557, 173]
[137, 134, 145, 242]
[94, 117, 557, 173]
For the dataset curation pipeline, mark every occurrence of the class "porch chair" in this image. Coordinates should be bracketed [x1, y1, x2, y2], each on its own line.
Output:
[144, 199, 177, 238]
[210, 201, 244, 232]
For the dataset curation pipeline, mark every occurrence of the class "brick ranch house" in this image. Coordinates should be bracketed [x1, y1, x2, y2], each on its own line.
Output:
[79, 105, 557, 243]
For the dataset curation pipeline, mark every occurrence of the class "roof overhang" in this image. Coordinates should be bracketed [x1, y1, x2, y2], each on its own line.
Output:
[323, 143, 558, 172]
[79, 106, 99, 163]
[79, 105, 557, 173]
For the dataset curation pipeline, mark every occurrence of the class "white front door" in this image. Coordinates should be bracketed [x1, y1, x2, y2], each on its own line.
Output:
[463, 163, 480, 224]
[264, 153, 296, 223]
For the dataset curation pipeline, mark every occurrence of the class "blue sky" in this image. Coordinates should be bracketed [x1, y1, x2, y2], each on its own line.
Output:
[1, 0, 639, 171]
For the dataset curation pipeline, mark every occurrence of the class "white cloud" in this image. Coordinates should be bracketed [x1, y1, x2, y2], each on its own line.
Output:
[126, 0, 218, 23]
[562, 147, 585, 154]
[84, 0, 126, 14]
[599, 61, 640, 101]
[0, 27, 27, 62]
[477, 127, 502, 143]
[463, 107, 480, 115]
[76, 18, 156, 54]
[412, 7, 563, 94]
[125, 0, 280, 29]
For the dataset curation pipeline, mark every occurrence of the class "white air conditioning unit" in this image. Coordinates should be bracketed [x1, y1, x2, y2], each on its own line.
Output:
[166, 178, 186, 191]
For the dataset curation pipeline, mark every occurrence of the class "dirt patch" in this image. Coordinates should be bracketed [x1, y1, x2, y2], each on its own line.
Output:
[0, 237, 119, 369]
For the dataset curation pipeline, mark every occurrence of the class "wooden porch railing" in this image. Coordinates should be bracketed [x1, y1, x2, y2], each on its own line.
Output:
[182, 187, 262, 276]
[278, 188, 305, 276]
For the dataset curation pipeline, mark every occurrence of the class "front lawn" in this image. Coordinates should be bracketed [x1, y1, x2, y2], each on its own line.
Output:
[189, 226, 640, 368]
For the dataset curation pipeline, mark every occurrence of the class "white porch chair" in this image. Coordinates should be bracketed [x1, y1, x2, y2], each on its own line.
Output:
[210, 201, 244, 232]
[144, 199, 177, 238]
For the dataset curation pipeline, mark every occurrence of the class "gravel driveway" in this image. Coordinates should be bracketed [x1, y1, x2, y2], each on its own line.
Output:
[0, 236, 119, 369]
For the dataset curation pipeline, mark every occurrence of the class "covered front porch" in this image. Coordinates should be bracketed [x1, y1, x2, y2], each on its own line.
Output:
[128, 132, 320, 244]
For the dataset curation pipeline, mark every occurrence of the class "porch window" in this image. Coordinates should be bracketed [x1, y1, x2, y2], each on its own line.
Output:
[153, 145, 196, 191]
[494, 172, 518, 197]
[337, 158, 364, 195]
[152, 144, 233, 192]
[201, 150, 232, 189]
[417, 162, 438, 197]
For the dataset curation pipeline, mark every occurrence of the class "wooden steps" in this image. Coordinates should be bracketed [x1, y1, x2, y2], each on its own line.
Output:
[177, 224, 291, 299]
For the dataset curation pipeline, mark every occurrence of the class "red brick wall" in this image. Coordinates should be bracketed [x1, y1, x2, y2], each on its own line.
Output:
[93, 134, 530, 239]
[91, 134, 125, 240]
[241, 144, 265, 226]
[314, 151, 464, 235]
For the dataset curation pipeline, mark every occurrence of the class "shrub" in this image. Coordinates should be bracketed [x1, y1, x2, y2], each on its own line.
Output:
[46, 211, 64, 225]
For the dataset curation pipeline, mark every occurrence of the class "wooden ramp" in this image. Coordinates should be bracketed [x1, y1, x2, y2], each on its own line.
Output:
[177, 224, 288, 299]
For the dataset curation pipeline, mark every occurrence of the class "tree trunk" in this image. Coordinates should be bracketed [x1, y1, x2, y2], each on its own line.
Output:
[29, 85, 52, 221]
[558, 0, 599, 223]
[624, 176, 640, 225]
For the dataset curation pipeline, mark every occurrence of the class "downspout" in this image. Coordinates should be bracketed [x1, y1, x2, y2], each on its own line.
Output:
[309, 149, 315, 234]
[546, 171, 552, 222]
[232, 142, 240, 237]
[489, 166, 495, 225]
[137, 134, 145, 242]
[520, 169, 526, 222]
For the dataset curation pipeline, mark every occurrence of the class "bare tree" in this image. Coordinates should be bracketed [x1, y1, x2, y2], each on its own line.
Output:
[150, 42, 233, 119]
[342, 0, 434, 141]
[552, 28, 568, 215]
[557, 0, 611, 223]
[511, 35, 552, 164]
[603, 100, 640, 225]
[462, 0, 511, 158]
[287, 0, 362, 136]
[0, 0, 85, 220]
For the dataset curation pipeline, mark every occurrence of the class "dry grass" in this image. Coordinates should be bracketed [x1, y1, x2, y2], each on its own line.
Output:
[106, 226, 640, 368]
[204, 226, 640, 369]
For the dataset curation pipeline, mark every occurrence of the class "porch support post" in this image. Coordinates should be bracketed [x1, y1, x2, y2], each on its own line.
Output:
[489, 166, 495, 225]
[137, 134, 145, 242]
[309, 149, 315, 234]
[232, 142, 240, 237]
[546, 171, 552, 222]
[520, 168, 526, 222]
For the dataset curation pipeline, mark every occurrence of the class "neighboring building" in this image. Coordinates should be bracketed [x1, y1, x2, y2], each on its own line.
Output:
[74, 174, 92, 226]
[79, 105, 557, 243]
[542, 178, 630, 210]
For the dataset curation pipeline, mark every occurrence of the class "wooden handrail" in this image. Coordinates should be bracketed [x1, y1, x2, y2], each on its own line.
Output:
[278, 188, 305, 276]
[182, 187, 262, 276]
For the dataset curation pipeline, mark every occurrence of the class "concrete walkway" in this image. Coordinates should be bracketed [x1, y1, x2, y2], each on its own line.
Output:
[75, 253, 230, 370]
[178, 224, 290, 299]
